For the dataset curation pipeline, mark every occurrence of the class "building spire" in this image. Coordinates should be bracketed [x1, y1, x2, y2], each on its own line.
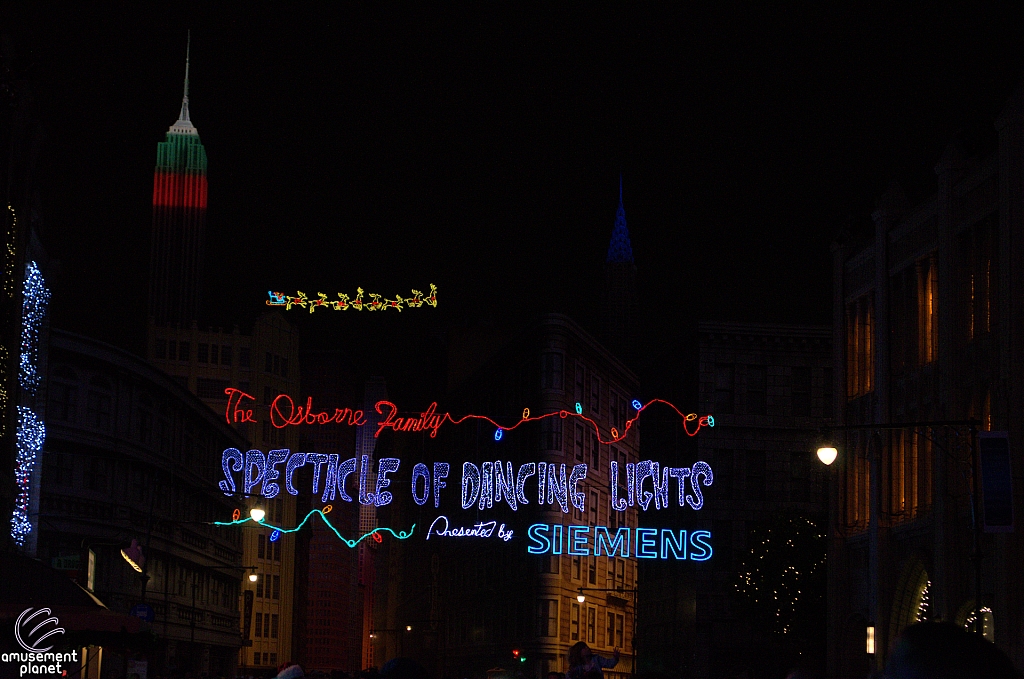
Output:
[606, 174, 634, 263]
[178, 30, 191, 123]
[169, 31, 197, 134]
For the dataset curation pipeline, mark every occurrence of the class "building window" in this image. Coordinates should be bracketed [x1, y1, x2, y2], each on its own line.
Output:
[49, 382, 77, 422]
[210, 344, 219, 364]
[615, 614, 624, 647]
[610, 392, 620, 430]
[273, 574, 280, 599]
[823, 367, 834, 419]
[607, 612, 616, 648]
[258, 534, 266, 559]
[538, 599, 558, 637]
[791, 452, 810, 503]
[274, 539, 281, 562]
[590, 376, 601, 415]
[591, 434, 601, 470]
[745, 365, 766, 416]
[917, 254, 938, 363]
[264, 613, 271, 637]
[541, 417, 563, 451]
[239, 347, 252, 368]
[197, 343, 209, 363]
[271, 614, 279, 638]
[539, 554, 559, 574]
[253, 653, 260, 665]
[792, 367, 811, 417]
[571, 603, 580, 641]
[255, 613, 262, 638]
[222, 345, 233, 365]
[588, 557, 597, 585]
[197, 378, 230, 400]
[745, 450, 765, 501]
[572, 556, 582, 581]
[961, 218, 997, 342]
[846, 294, 875, 398]
[714, 364, 734, 414]
[575, 363, 585, 404]
[541, 353, 564, 390]
[86, 388, 112, 430]
[256, 576, 263, 598]
[587, 607, 596, 644]
[270, 653, 277, 666]
[85, 458, 108, 492]
[575, 424, 585, 461]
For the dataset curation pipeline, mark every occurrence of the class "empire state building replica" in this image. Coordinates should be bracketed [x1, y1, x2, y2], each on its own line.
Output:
[147, 38, 208, 330]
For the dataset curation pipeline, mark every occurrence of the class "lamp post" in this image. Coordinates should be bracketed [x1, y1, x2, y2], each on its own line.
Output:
[814, 419, 984, 638]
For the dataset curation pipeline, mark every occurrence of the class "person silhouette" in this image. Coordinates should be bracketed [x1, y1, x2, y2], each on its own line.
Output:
[884, 622, 1021, 679]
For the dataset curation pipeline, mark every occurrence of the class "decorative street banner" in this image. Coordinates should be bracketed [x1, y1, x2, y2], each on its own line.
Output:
[213, 397, 717, 561]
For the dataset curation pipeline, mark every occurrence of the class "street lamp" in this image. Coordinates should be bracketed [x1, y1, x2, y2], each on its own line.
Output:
[248, 572, 259, 582]
[816, 445, 838, 466]
[249, 507, 266, 522]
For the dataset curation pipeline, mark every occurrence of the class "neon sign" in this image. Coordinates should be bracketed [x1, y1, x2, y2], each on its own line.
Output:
[426, 515, 514, 542]
[222, 391, 714, 445]
[213, 508, 416, 548]
[266, 284, 438, 312]
[527, 524, 712, 561]
[219, 449, 713, 515]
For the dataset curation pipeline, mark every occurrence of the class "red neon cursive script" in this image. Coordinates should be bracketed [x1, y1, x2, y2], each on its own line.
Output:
[224, 388, 257, 423]
[270, 393, 366, 429]
[374, 401, 449, 439]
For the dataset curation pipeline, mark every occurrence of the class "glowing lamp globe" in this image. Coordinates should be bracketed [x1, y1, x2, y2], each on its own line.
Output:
[250, 508, 266, 522]
[248, 573, 259, 582]
[816, 447, 838, 466]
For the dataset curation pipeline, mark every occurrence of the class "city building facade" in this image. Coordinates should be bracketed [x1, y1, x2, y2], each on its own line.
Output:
[828, 89, 1024, 676]
[38, 330, 249, 677]
[692, 322, 831, 678]
[372, 314, 641, 679]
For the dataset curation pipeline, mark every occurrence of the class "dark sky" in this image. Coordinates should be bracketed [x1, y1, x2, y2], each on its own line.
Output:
[6, 5, 1024, 364]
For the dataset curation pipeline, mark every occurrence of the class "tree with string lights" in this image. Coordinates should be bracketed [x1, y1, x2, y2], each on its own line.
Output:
[734, 515, 827, 674]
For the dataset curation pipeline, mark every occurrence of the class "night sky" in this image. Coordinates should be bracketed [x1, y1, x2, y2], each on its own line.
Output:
[5, 6, 1024, 377]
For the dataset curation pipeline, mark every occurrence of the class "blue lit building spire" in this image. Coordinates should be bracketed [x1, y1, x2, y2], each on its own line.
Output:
[606, 175, 634, 263]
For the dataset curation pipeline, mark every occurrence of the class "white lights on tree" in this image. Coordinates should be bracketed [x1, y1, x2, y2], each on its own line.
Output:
[11, 407, 45, 546]
[19, 261, 50, 395]
[11, 261, 49, 547]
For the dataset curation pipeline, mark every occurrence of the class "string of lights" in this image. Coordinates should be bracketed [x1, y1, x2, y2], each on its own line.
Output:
[10, 261, 50, 546]
[11, 406, 45, 546]
[266, 284, 438, 313]
[3, 206, 16, 297]
[19, 261, 51, 395]
[454, 398, 714, 446]
[213, 508, 416, 548]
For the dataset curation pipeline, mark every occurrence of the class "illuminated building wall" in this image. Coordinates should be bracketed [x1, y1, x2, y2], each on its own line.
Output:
[147, 311, 301, 671]
[147, 43, 207, 328]
[371, 314, 641, 679]
[829, 93, 1024, 675]
[40, 330, 248, 678]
